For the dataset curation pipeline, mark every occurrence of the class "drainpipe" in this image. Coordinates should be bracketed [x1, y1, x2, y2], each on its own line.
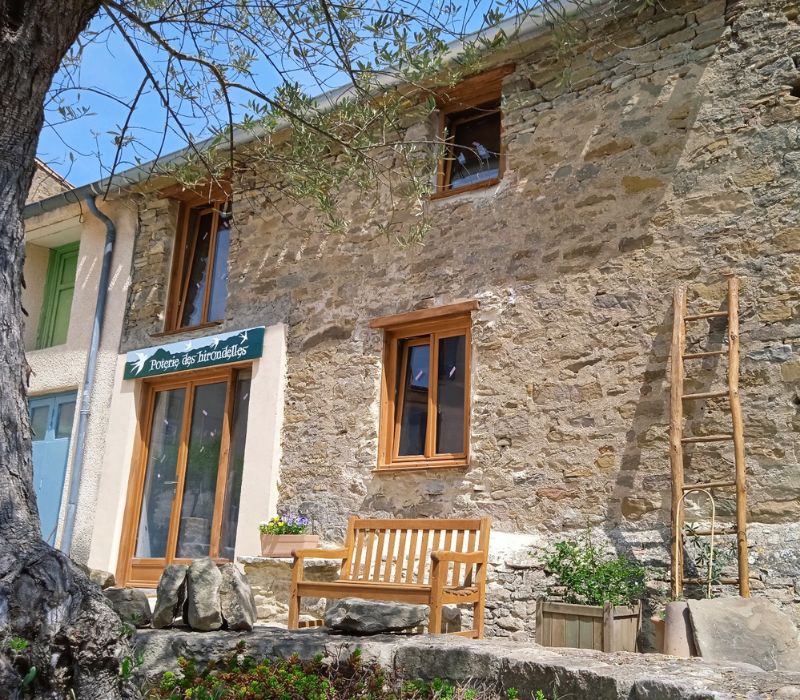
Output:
[59, 196, 116, 556]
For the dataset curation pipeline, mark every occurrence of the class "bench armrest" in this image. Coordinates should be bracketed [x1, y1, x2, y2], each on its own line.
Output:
[430, 550, 486, 564]
[293, 547, 348, 561]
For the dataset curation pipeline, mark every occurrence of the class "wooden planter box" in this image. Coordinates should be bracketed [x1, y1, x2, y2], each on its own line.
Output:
[535, 599, 642, 652]
[260, 534, 319, 557]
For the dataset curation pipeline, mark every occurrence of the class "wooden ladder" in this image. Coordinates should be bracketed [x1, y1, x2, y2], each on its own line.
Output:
[669, 276, 749, 598]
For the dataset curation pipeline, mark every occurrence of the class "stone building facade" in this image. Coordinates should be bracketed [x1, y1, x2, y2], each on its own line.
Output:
[111, 0, 800, 638]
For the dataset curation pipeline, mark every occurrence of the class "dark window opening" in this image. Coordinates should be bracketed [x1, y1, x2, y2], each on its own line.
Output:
[443, 101, 502, 192]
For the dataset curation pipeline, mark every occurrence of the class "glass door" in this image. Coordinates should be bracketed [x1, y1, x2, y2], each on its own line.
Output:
[123, 368, 250, 586]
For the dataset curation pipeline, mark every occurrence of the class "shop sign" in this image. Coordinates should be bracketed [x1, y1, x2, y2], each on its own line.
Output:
[123, 326, 264, 379]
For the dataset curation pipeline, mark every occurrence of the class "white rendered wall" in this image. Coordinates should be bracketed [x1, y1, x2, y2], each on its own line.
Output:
[87, 322, 287, 578]
[23, 200, 136, 559]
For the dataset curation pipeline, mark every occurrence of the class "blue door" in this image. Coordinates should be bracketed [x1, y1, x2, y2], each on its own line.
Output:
[29, 392, 77, 545]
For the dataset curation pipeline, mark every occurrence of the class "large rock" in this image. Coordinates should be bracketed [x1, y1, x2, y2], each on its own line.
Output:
[688, 597, 800, 672]
[324, 598, 430, 634]
[103, 587, 152, 628]
[152, 564, 188, 629]
[185, 558, 223, 631]
[76, 562, 116, 589]
[219, 563, 257, 631]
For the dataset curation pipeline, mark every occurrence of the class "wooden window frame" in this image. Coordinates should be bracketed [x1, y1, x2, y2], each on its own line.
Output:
[36, 241, 80, 349]
[432, 64, 513, 200]
[116, 363, 249, 587]
[373, 302, 477, 472]
[165, 197, 230, 333]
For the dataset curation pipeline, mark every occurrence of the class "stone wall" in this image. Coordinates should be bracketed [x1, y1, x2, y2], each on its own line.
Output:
[122, 0, 800, 634]
[26, 159, 71, 204]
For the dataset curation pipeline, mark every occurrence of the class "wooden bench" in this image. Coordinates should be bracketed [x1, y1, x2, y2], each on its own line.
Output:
[289, 516, 491, 638]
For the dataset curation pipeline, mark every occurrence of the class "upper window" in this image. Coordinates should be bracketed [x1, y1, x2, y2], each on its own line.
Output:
[372, 302, 477, 470]
[442, 102, 501, 192]
[434, 65, 513, 198]
[167, 203, 231, 331]
[36, 241, 79, 349]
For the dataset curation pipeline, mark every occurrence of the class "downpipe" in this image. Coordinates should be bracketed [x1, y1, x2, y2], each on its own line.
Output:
[59, 196, 116, 556]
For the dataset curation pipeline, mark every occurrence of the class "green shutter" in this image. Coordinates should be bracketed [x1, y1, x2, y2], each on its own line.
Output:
[36, 241, 80, 349]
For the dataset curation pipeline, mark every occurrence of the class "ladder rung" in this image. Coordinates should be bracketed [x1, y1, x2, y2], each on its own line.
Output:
[682, 390, 728, 401]
[681, 433, 733, 444]
[683, 350, 727, 359]
[684, 576, 739, 585]
[684, 526, 738, 536]
[684, 311, 728, 321]
[682, 480, 736, 491]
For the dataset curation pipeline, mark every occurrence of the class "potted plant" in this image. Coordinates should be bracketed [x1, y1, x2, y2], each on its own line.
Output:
[259, 513, 319, 557]
[536, 534, 646, 652]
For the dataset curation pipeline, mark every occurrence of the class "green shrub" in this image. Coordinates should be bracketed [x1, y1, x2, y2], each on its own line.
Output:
[543, 534, 646, 607]
[144, 645, 532, 699]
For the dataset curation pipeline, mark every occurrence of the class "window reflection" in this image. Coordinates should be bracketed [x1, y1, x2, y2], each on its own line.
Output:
[398, 343, 430, 456]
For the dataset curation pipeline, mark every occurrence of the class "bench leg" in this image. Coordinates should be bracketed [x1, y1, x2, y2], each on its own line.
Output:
[288, 592, 300, 629]
[428, 602, 443, 634]
[473, 596, 485, 639]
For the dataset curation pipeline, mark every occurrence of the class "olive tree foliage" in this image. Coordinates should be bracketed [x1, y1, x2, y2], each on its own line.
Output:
[55, 0, 530, 243]
[48, 0, 652, 242]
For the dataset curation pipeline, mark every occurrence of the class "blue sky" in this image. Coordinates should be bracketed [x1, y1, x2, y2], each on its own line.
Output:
[38, 15, 230, 187]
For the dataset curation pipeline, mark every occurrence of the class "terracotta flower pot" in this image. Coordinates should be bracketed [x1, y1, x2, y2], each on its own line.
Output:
[260, 533, 319, 557]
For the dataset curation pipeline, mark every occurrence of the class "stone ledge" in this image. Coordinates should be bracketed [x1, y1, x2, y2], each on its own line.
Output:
[134, 627, 800, 699]
[238, 556, 344, 565]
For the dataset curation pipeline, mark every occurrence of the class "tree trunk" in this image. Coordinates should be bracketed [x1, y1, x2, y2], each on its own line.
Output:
[0, 2, 136, 697]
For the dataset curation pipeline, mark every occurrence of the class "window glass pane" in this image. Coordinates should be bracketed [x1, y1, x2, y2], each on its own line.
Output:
[448, 105, 501, 190]
[176, 382, 227, 558]
[397, 342, 430, 456]
[30, 405, 50, 441]
[55, 400, 76, 439]
[207, 216, 230, 322]
[219, 372, 251, 560]
[179, 212, 215, 328]
[135, 388, 186, 558]
[436, 335, 466, 454]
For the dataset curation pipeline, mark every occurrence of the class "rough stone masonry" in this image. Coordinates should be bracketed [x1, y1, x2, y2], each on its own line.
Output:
[122, 0, 800, 639]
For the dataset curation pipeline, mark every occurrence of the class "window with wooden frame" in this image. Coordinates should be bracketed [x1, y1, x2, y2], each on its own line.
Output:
[166, 200, 231, 332]
[117, 365, 251, 587]
[434, 65, 513, 198]
[372, 301, 477, 470]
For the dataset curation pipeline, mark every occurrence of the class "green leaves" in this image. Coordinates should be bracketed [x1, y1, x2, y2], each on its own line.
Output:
[149, 648, 525, 699]
[7, 637, 29, 653]
[543, 534, 646, 607]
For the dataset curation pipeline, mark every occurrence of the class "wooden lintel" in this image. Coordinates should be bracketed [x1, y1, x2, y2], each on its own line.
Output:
[369, 300, 479, 329]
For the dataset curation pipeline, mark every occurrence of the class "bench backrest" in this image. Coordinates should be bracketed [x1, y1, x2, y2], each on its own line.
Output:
[339, 517, 490, 588]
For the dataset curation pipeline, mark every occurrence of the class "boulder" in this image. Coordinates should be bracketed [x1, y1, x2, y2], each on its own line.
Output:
[219, 563, 257, 631]
[324, 598, 430, 634]
[185, 558, 223, 631]
[76, 562, 116, 589]
[688, 597, 800, 672]
[103, 587, 152, 628]
[152, 564, 188, 629]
